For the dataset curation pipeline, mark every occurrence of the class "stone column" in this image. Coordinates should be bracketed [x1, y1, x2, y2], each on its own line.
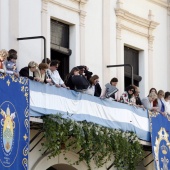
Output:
[115, 0, 124, 93]
[79, 8, 86, 64]
[41, 0, 50, 59]
[9, 0, 19, 50]
[0, 0, 9, 49]
[148, 10, 154, 88]
[167, 4, 170, 89]
[102, 0, 111, 85]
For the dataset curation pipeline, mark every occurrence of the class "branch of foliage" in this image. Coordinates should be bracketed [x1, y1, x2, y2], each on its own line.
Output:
[41, 113, 144, 170]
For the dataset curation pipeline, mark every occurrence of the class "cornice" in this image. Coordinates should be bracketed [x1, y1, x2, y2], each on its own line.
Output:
[73, 0, 88, 5]
[115, 8, 159, 29]
[49, 0, 80, 13]
[148, 0, 169, 8]
[49, 0, 88, 13]
[115, 8, 159, 38]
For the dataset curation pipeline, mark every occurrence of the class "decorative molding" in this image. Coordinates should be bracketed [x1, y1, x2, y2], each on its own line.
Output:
[80, 10, 86, 27]
[116, 0, 124, 9]
[115, 8, 159, 38]
[42, 0, 49, 13]
[72, 0, 88, 5]
[49, 0, 80, 13]
[148, 0, 169, 8]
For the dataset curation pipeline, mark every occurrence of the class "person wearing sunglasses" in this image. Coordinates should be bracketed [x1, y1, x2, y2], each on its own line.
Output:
[120, 85, 136, 105]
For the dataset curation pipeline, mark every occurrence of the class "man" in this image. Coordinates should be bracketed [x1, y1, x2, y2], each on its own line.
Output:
[47, 60, 68, 88]
[132, 85, 145, 109]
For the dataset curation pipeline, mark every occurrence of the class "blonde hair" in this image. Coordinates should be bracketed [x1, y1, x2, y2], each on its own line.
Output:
[148, 92, 157, 100]
[28, 61, 38, 68]
[158, 90, 164, 95]
[0, 49, 8, 60]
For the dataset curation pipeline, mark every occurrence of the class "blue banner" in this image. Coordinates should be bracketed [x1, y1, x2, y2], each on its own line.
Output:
[0, 74, 29, 170]
[149, 111, 170, 170]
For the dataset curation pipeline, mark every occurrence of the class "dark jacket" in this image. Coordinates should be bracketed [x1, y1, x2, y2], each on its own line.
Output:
[136, 96, 142, 105]
[65, 76, 75, 90]
[19, 67, 35, 80]
[94, 83, 102, 97]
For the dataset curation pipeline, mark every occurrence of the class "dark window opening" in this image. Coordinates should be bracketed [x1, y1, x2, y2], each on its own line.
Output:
[51, 19, 69, 48]
[124, 46, 142, 88]
[51, 49, 69, 80]
[50, 19, 71, 81]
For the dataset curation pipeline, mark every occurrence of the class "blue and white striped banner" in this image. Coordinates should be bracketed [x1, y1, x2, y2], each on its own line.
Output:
[30, 81, 150, 142]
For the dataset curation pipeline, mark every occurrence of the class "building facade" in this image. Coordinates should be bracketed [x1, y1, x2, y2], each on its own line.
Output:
[0, 0, 170, 169]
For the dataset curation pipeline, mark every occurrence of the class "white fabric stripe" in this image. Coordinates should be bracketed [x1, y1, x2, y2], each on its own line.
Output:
[30, 91, 149, 131]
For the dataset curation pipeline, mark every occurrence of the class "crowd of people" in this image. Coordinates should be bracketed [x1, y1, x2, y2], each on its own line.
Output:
[0, 49, 170, 116]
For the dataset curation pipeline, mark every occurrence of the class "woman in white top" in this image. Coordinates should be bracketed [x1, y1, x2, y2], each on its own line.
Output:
[141, 92, 158, 111]
[85, 75, 99, 96]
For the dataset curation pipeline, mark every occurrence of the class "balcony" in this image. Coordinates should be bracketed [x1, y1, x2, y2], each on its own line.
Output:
[0, 74, 153, 170]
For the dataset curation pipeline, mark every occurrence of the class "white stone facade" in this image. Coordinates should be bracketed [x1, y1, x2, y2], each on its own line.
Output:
[0, 0, 169, 96]
[1, 0, 170, 169]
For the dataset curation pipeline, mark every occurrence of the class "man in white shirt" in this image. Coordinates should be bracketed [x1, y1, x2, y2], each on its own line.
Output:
[47, 60, 68, 88]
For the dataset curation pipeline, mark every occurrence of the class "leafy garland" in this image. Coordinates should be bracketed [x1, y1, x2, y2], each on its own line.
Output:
[41, 114, 144, 170]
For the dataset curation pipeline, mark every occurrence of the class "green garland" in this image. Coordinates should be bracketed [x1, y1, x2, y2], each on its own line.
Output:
[41, 114, 144, 170]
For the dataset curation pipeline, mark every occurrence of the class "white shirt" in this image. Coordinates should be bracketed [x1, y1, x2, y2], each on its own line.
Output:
[48, 69, 64, 85]
[84, 85, 95, 96]
[164, 100, 170, 114]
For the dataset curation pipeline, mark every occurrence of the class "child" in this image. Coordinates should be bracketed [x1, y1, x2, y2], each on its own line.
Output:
[5, 53, 19, 76]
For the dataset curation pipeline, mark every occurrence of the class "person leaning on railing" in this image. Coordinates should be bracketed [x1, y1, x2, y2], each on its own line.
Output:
[4, 53, 19, 77]
[141, 92, 158, 111]
[148, 87, 158, 107]
[120, 85, 136, 105]
[46, 60, 69, 89]
[132, 85, 145, 109]
[157, 90, 167, 116]
[100, 77, 119, 101]
[65, 67, 80, 90]
[34, 63, 49, 83]
[19, 61, 40, 81]
[0, 49, 8, 73]
[84, 75, 100, 96]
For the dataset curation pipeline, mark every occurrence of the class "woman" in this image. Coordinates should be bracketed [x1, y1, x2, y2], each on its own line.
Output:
[84, 75, 99, 96]
[141, 92, 158, 111]
[157, 90, 166, 116]
[100, 77, 119, 100]
[34, 63, 49, 83]
[0, 49, 8, 73]
[120, 85, 136, 104]
[19, 61, 38, 80]
[65, 67, 80, 90]
[148, 88, 158, 107]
